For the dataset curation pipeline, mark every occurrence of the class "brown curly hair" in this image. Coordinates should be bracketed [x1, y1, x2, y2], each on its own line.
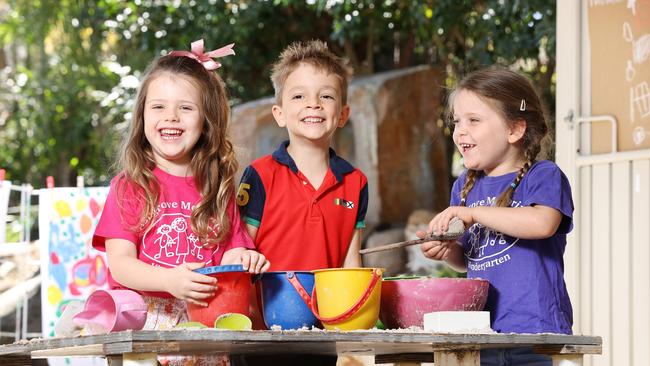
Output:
[116, 54, 237, 246]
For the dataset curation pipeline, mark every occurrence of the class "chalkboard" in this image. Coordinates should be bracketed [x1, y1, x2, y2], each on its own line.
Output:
[588, 0, 650, 152]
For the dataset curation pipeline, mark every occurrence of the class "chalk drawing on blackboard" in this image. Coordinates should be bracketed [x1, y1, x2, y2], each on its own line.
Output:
[623, 22, 650, 64]
[633, 126, 647, 145]
[631, 81, 650, 124]
[626, 60, 636, 81]
[589, 0, 624, 7]
[628, 0, 637, 15]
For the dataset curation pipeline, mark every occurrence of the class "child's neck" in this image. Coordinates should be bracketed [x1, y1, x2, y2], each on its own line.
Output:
[287, 142, 330, 190]
[156, 161, 192, 177]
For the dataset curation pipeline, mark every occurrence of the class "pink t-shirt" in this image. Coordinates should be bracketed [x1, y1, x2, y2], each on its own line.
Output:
[93, 167, 254, 297]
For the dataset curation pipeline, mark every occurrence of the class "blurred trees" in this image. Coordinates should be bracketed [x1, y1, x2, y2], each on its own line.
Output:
[0, 0, 555, 187]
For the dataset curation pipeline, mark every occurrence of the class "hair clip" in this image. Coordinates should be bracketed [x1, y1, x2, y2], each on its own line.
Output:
[510, 182, 518, 189]
[169, 39, 235, 70]
[519, 99, 526, 111]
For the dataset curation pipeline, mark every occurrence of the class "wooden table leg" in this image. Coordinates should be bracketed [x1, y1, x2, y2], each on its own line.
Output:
[0, 355, 33, 366]
[107, 355, 123, 366]
[550, 354, 583, 366]
[433, 350, 480, 366]
[122, 353, 158, 366]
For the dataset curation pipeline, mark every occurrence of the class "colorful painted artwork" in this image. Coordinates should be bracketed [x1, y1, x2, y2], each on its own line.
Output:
[38, 187, 109, 366]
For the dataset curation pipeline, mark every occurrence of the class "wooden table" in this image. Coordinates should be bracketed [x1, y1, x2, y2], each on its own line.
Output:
[0, 329, 601, 366]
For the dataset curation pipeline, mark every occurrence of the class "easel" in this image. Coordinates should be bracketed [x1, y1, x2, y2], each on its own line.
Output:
[0, 169, 39, 342]
[0, 173, 86, 342]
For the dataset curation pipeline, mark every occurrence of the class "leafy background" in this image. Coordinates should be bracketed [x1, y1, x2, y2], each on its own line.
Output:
[0, 0, 555, 188]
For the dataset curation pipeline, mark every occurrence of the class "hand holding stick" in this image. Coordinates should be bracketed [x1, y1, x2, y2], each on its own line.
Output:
[359, 217, 464, 255]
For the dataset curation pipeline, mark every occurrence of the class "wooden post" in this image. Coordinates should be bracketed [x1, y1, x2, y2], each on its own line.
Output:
[433, 350, 479, 366]
[551, 354, 583, 366]
[123, 352, 158, 366]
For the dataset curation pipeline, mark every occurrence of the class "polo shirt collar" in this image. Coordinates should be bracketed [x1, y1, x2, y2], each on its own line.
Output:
[272, 140, 355, 183]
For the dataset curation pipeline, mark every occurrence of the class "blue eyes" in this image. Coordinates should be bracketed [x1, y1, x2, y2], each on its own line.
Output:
[291, 95, 335, 100]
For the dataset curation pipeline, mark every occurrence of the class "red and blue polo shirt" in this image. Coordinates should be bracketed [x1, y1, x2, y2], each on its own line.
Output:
[237, 141, 368, 271]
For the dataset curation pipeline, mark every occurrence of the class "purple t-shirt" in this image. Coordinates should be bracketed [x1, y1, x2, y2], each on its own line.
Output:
[451, 160, 574, 334]
[93, 167, 254, 297]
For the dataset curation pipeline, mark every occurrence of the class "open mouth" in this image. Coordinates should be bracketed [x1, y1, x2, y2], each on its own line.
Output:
[301, 117, 324, 124]
[459, 143, 476, 153]
[160, 128, 184, 140]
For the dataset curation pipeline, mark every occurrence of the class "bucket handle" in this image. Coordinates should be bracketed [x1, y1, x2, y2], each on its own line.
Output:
[285, 272, 314, 308]
[309, 268, 382, 324]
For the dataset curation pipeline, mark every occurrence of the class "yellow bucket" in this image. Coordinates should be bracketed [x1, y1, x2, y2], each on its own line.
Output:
[311, 268, 383, 330]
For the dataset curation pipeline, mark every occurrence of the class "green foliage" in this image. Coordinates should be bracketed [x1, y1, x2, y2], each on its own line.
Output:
[0, 0, 556, 187]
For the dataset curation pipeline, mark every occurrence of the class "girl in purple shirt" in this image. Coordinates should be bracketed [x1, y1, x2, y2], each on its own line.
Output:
[418, 68, 573, 366]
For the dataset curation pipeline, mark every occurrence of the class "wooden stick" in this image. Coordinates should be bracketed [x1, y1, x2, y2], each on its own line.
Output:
[359, 232, 463, 255]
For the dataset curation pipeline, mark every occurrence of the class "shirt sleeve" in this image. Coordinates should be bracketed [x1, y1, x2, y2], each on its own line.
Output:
[521, 161, 574, 234]
[237, 166, 266, 228]
[355, 182, 368, 228]
[92, 177, 140, 252]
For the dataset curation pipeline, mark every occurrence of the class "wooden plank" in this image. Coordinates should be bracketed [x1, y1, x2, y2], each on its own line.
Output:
[31, 344, 109, 358]
[0, 330, 603, 360]
[632, 159, 650, 366]
[610, 161, 631, 366]
[590, 163, 611, 366]
[578, 166, 592, 337]
[533, 345, 602, 355]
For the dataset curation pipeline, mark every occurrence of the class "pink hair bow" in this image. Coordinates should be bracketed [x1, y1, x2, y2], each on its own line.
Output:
[169, 39, 235, 70]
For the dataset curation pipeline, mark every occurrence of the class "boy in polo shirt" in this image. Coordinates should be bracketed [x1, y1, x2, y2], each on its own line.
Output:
[233, 39, 367, 366]
[237, 40, 367, 273]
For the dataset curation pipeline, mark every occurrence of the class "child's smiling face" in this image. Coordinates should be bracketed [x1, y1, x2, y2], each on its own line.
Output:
[144, 72, 204, 175]
[272, 63, 349, 146]
[452, 89, 525, 176]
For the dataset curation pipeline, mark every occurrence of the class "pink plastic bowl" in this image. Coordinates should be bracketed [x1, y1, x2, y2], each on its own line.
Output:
[379, 276, 489, 329]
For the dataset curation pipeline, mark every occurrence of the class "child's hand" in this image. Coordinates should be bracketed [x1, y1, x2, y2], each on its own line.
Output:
[428, 206, 472, 235]
[415, 230, 451, 261]
[165, 262, 217, 307]
[222, 247, 270, 273]
[241, 249, 270, 274]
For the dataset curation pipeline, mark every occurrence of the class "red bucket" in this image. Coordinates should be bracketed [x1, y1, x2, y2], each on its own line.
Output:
[186, 265, 251, 327]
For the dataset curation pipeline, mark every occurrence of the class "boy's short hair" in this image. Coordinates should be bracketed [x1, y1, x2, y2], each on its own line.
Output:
[270, 40, 352, 105]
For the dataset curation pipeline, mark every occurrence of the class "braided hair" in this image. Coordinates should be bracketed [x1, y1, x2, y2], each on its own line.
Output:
[449, 68, 549, 207]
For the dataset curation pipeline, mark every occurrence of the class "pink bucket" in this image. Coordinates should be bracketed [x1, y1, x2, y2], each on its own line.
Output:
[73, 289, 147, 333]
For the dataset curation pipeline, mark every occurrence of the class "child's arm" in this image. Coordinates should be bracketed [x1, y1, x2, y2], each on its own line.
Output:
[243, 224, 258, 241]
[430, 205, 562, 240]
[342, 229, 362, 267]
[105, 238, 217, 306]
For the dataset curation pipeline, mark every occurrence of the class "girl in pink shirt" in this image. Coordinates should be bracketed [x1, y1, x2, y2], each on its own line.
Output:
[92, 40, 269, 366]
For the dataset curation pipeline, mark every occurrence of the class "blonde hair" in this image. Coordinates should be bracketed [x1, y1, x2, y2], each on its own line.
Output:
[270, 39, 351, 104]
[449, 68, 549, 207]
[116, 55, 237, 246]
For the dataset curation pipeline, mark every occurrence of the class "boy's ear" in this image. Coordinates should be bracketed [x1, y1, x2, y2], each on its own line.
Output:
[272, 105, 285, 128]
[508, 118, 527, 144]
[338, 105, 351, 128]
